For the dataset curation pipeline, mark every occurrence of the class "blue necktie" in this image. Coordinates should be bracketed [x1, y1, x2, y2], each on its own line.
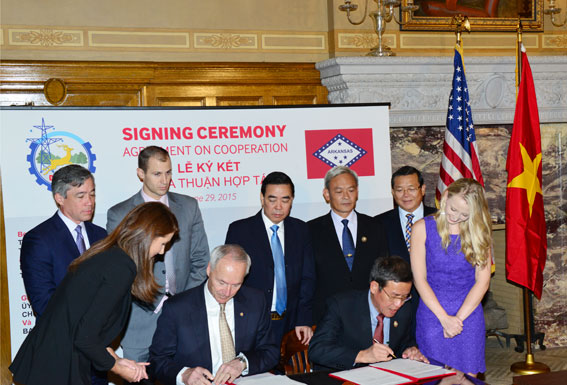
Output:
[75, 225, 86, 255]
[270, 225, 287, 315]
[341, 219, 355, 271]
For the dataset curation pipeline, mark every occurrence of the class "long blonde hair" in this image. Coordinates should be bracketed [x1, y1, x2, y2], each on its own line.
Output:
[69, 202, 179, 303]
[435, 178, 492, 267]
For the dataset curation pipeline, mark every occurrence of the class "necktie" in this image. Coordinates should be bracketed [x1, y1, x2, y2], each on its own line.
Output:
[405, 213, 414, 251]
[374, 314, 385, 344]
[270, 225, 287, 315]
[219, 303, 236, 363]
[74, 225, 86, 255]
[341, 219, 355, 271]
[164, 249, 176, 295]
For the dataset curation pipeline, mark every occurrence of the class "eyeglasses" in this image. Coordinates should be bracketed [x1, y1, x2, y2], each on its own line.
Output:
[393, 186, 421, 194]
[381, 287, 412, 303]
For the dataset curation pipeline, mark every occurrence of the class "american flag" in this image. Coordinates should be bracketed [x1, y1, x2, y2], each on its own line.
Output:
[436, 45, 484, 203]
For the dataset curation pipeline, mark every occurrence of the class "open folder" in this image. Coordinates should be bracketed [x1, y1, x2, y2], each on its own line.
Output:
[330, 359, 456, 384]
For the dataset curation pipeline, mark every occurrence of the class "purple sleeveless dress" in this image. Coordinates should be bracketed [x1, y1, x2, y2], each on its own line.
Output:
[416, 216, 485, 373]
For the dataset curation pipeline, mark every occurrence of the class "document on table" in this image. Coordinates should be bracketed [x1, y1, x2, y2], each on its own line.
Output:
[233, 372, 304, 384]
[329, 366, 414, 385]
[370, 359, 456, 381]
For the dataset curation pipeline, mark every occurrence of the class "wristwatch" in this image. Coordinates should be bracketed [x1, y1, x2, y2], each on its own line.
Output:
[236, 355, 247, 370]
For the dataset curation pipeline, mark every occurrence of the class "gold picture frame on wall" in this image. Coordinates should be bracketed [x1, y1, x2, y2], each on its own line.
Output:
[400, 0, 544, 31]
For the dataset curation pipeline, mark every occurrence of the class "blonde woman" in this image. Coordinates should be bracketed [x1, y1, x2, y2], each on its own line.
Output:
[410, 178, 491, 376]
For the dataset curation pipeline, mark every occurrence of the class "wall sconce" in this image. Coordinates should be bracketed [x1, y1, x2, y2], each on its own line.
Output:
[544, 0, 566, 26]
[339, 0, 419, 56]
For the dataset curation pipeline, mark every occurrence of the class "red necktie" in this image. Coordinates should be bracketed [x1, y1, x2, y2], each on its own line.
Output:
[373, 314, 385, 344]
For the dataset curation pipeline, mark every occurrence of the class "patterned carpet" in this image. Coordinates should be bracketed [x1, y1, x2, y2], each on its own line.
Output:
[484, 338, 567, 385]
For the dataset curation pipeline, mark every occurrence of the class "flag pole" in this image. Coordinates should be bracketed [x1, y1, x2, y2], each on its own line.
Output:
[510, 20, 549, 375]
[515, 20, 522, 97]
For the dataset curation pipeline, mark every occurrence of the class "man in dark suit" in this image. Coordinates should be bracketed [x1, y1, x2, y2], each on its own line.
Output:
[375, 166, 436, 265]
[20, 164, 107, 384]
[308, 256, 428, 370]
[308, 166, 389, 323]
[225, 171, 315, 345]
[107, 146, 210, 366]
[149, 244, 279, 385]
[21, 164, 107, 317]
[375, 166, 436, 325]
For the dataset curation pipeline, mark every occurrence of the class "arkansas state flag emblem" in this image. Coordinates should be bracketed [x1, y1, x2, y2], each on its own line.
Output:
[304, 129, 374, 179]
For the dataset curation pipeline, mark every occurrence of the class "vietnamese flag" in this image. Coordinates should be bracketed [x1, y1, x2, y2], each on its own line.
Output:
[505, 45, 547, 300]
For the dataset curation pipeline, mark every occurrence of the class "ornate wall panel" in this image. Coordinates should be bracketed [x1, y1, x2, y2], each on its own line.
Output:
[0, 61, 328, 107]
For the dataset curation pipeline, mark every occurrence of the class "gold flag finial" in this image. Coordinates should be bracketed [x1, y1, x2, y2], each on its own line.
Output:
[452, 14, 471, 46]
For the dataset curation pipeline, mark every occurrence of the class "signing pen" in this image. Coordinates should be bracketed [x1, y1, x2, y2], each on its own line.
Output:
[373, 338, 397, 359]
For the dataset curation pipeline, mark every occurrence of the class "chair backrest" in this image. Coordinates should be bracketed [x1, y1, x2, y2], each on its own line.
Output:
[279, 326, 317, 375]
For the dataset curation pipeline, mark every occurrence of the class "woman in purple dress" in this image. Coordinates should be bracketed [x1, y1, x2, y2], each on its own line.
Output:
[410, 178, 491, 376]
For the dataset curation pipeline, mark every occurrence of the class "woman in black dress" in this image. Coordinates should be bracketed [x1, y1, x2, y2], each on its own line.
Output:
[10, 202, 179, 385]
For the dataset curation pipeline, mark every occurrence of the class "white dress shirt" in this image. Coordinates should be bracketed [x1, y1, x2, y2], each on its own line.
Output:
[57, 210, 91, 249]
[398, 203, 425, 236]
[176, 284, 248, 384]
[140, 190, 173, 313]
[261, 211, 285, 312]
[330, 210, 357, 249]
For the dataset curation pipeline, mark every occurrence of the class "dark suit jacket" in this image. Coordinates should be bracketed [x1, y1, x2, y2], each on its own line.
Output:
[20, 212, 107, 316]
[225, 211, 315, 335]
[308, 290, 416, 371]
[10, 247, 135, 385]
[375, 205, 437, 264]
[307, 211, 388, 323]
[149, 283, 279, 385]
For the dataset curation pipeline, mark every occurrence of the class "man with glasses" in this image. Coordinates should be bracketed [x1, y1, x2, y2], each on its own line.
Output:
[376, 166, 436, 331]
[376, 166, 436, 265]
[308, 256, 428, 370]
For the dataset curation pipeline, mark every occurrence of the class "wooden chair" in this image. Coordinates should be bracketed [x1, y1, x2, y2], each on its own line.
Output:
[279, 326, 316, 375]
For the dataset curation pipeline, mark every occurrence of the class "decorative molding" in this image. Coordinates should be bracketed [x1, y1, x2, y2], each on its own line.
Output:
[261, 34, 326, 50]
[2, 25, 327, 53]
[316, 56, 567, 127]
[88, 31, 189, 48]
[9, 28, 83, 47]
[337, 33, 396, 49]
[543, 35, 567, 49]
[400, 34, 539, 49]
[194, 33, 257, 49]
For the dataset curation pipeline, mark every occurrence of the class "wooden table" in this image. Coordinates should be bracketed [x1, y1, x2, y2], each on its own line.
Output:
[513, 370, 567, 385]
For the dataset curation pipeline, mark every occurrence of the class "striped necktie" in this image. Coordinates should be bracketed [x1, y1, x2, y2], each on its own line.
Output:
[405, 213, 414, 251]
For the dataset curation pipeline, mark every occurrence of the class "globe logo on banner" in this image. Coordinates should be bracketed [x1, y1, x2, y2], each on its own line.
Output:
[305, 129, 374, 179]
[26, 118, 97, 191]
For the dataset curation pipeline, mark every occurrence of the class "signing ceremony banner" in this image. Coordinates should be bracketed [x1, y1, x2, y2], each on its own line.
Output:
[0, 104, 391, 357]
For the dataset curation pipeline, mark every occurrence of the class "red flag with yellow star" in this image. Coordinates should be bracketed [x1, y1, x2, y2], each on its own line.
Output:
[505, 46, 547, 299]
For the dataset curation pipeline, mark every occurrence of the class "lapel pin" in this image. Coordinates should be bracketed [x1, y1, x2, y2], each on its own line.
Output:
[361, 236, 367, 243]
[240, 312, 244, 317]
[393, 321, 399, 327]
